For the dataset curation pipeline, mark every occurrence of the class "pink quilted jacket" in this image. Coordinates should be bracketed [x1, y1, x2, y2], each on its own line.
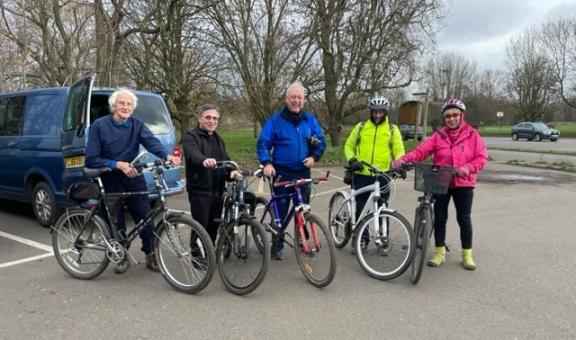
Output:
[402, 122, 488, 188]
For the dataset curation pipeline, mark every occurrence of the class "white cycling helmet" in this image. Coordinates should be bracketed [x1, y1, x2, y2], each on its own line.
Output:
[441, 98, 466, 113]
[368, 96, 390, 112]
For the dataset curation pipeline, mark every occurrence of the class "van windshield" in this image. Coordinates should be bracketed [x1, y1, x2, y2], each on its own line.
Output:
[133, 96, 171, 134]
[90, 93, 171, 134]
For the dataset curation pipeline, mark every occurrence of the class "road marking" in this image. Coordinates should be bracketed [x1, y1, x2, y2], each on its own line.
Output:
[0, 252, 54, 269]
[0, 230, 52, 252]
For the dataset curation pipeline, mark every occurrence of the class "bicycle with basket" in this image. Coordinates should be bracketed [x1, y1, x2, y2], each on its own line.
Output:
[406, 162, 455, 284]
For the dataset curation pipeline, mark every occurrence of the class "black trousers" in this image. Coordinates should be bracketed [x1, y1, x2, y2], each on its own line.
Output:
[188, 192, 223, 243]
[433, 187, 474, 249]
[102, 173, 154, 254]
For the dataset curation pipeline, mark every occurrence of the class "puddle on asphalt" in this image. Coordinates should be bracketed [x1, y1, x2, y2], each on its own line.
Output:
[478, 170, 575, 184]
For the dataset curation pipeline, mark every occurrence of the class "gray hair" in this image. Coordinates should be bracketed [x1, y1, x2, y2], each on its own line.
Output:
[285, 82, 306, 97]
[108, 88, 138, 110]
[197, 103, 219, 116]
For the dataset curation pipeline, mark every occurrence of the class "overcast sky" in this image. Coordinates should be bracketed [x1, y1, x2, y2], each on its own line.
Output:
[437, 0, 576, 71]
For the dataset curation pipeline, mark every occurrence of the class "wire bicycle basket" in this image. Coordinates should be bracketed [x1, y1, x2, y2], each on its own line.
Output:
[413, 164, 454, 195]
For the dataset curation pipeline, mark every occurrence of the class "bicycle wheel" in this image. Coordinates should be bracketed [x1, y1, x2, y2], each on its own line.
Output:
[328, 191, 352, 248]
[410, 206, 431, 284]
[217, 217, 270, 295]
[294, 213, 337, 288]
[355, 210, 414, 281]
[51, 208, 110, 280]
[154, 214, 215, 294]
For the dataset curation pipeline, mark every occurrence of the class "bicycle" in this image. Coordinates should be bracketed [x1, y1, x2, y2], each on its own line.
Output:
[252, 170, 336, 288]
[406, 163, 455, 284]
[328, 160, 415, 280]
[213, 161, 270, 295]
[51, 152, 216, 294]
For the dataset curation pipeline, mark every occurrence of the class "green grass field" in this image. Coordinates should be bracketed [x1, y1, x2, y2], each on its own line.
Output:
[216, 122, 576, 169]
[218, 129, 421, 169]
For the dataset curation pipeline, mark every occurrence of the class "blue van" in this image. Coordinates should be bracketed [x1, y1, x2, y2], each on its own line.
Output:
[0, 75, 184, 226]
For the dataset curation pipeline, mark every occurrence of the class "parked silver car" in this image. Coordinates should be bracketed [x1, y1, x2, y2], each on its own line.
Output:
[399, 124, 423, 141]
[510, 122, 560, 142]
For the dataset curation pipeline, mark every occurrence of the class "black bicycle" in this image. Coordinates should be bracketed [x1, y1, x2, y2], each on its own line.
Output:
[51, 152, 216, 294]
[406, 163, 455, 284]
[214, 161, 270, 295]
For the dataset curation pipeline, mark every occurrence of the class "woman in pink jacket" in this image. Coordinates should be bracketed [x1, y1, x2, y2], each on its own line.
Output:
[393, 98, 488, 270]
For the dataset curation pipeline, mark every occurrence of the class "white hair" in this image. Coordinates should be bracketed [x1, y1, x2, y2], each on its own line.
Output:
[108, 88, 138, 110]
[285, 82, 306, 97]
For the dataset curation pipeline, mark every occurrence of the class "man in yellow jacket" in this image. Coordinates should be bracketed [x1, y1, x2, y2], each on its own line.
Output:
[343, 95, 405, 251]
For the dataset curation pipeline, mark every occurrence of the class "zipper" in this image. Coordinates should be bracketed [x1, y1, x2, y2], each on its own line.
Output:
[370, 124, 379, 165]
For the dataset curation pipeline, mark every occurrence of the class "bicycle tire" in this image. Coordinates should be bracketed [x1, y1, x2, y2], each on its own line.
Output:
[328, 191, 352, 248]
[294, 213, 337, 288]
[154, 214, 215, 294]
[410, 206, 432, 284]
[217, 217, 270, 295]
[51, 208, 110, 280]
[355, 210, 414, 281]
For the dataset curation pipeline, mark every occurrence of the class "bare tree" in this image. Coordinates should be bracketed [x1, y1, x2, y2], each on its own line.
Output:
[200, 0, 318, 126]
[0, 0, 93, 86]
[506, 28, 556, 122]
[124, 0, 221, 139]
[540, 16, 576, 109]
[304, 0, 443, 145]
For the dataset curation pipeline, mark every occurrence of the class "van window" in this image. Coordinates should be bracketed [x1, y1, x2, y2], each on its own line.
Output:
[23, 94, 63, 136]
[133, 96, 171, 134]
[89, 94, 171, 135]
[0, 96, 25, 136]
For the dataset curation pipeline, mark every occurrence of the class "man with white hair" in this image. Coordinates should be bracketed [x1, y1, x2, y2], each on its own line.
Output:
[257, 82, 326, 260]
[86, 88, 181, 274]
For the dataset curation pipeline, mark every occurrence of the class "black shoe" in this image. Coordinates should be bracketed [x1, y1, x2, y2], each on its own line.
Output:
[271, 248, 283, 261]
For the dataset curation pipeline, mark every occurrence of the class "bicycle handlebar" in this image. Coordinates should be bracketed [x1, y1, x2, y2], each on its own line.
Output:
[273, 171, 330, 188]
[346, 160, 407, 180]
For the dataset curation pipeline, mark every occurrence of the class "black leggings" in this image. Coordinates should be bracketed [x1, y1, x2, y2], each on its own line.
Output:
[433, 187, 474, 249]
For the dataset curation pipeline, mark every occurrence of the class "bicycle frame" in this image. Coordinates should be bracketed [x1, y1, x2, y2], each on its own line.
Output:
[67, 160, 176, 262]
[261, 173, 329, 253]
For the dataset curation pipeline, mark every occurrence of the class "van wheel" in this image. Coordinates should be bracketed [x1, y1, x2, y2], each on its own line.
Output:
[32, 182, 58, 227]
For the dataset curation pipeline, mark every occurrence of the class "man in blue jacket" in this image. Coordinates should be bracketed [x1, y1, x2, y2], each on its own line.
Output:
[257, 82, 326, 260]
[86, 88, 180, 274]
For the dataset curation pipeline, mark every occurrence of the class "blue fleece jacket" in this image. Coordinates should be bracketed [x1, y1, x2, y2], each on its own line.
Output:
[257, 107, 326, 170]
[86, 115, 167, 169]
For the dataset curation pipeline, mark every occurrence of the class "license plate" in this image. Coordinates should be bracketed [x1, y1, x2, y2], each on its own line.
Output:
[65, 156, 85, 168]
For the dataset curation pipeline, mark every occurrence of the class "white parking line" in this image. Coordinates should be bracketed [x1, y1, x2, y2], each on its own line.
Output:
[0, 252, 54, 269]
[0, 230, 54, 269]
[0, 230, 53, 252]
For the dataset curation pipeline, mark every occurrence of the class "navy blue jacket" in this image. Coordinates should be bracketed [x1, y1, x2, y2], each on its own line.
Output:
[257, 107, 326, 170]
[86, 115, 167, 169]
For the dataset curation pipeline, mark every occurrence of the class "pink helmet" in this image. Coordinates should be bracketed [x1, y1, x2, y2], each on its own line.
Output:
[441, 98, 466, 113]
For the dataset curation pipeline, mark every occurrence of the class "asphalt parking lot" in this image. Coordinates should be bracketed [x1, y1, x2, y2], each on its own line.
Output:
[1, 161, 575, 339]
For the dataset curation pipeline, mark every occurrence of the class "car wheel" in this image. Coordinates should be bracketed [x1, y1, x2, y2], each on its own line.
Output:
[32, 182, 59, 227]
[534, 134, 542, 142]
[551, 138, 558, 142]
[511, 133, 519, 141]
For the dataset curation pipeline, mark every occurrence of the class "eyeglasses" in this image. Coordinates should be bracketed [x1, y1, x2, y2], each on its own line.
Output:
[443, 112, 461, 119]
[203, 115, 219, 121]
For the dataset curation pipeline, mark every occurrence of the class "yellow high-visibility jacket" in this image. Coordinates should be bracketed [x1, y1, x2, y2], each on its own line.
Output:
[344, 118, 405, 176]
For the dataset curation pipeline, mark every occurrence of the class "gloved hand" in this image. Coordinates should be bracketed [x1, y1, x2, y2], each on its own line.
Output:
[391, 158, 405, 170]
[347, 158, 363, 171]
[456, 165, 472, 178]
